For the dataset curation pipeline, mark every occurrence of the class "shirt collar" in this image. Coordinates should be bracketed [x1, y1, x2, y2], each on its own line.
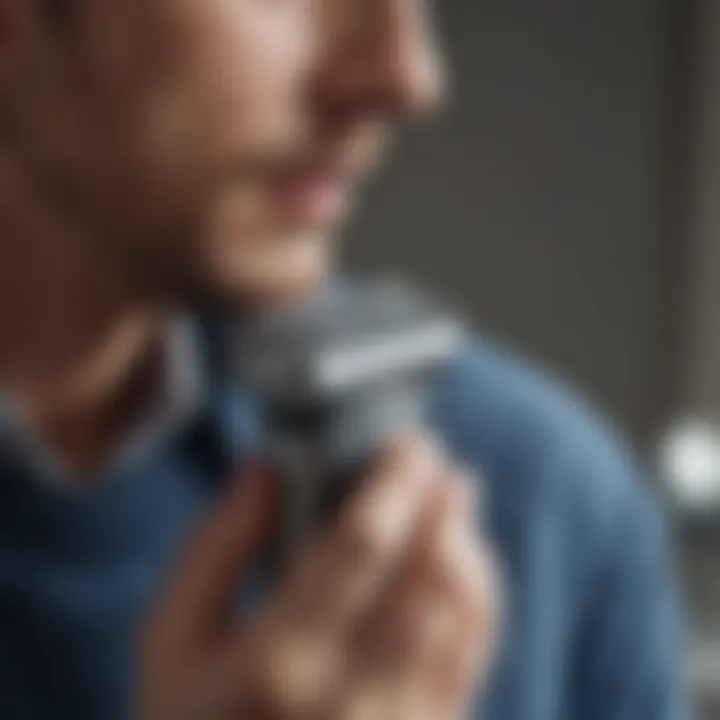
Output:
[0, 278, 342, 487]
[0, 315, 234, 486]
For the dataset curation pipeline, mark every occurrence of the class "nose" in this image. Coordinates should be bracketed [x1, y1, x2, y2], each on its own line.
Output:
[314, 0, 448, 124]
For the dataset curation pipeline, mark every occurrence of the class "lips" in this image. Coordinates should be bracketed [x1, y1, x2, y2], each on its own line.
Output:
[271, 165, 351, 226]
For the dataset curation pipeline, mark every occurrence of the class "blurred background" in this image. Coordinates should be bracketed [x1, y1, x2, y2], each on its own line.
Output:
[343, 0, 718, 715]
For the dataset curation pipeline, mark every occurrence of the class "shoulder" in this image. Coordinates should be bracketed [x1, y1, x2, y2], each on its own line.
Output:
[437, 342, 688, 719]
[430, 338, 664, 583]
[431, 336, 646, 494]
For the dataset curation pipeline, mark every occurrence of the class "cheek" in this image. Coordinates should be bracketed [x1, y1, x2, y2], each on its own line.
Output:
[136, 0, 316, 178]
[76, 0, 319, 253]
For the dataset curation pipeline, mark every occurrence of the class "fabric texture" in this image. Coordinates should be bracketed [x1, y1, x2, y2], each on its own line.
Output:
[0, 317, 689, 719]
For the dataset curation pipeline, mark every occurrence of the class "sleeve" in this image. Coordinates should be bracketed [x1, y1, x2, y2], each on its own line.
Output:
[568, 481, 692, 720]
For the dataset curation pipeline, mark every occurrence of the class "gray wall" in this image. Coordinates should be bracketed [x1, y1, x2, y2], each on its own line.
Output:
[345, 0, 686, 447]
[683, 0, 720, 418]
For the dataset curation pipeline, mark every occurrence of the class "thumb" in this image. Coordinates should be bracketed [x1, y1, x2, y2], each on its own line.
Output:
[143, 464, 273, 664]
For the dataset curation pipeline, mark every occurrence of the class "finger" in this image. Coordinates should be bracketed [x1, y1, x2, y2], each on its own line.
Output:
[407, 489, 500, 716]
[339, 480, 457, 720]
[341, 686, 391, 720]
[353, 474, 463, 675]
[347, 599, 466, 720]
[274, 432, 443, 637]
[142, 465, 273, 665]
[355, 470, 496, 708]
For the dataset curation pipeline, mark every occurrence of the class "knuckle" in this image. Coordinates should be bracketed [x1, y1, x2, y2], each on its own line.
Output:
[424, 545, 456, 598]
[345, 689, 383, 720]
[251, 640, 331, 715]
[338, 507, 390, 571]
[460, 540, 486, 590]
[464, 546, 501, 631]
[390, 429, 435, 464]
[381, 430, 443, 484]
[439, 532, 490, 613]
[425, 516, 469, 588]
[442, 467, 476, 511]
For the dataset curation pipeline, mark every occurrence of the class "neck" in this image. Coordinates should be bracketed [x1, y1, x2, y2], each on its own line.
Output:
[0, 155, 164, 477]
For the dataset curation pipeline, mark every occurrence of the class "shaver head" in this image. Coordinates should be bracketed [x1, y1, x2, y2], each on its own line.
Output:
[233, 279, 466, 570]
[235, 279, 464, 402]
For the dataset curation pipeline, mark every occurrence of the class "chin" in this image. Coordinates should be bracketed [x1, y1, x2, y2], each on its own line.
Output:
[200, 233, 333, 312]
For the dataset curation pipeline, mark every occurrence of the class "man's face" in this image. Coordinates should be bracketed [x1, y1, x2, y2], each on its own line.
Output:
[3, 0, 445, 307]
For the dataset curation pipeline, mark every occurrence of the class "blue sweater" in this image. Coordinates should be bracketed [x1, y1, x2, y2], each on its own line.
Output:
[0, 326, 688, 719]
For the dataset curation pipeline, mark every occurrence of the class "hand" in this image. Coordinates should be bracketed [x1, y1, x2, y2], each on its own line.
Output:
[137, 434, 501, 720]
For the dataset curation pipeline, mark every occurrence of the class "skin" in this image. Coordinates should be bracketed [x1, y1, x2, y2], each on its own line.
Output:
[0, 0, 446, 467]
[140, 436, 500, 720]
[0, 1, 499, 717]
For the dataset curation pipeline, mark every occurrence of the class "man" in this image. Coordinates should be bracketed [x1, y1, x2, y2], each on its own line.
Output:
[0, 1, 686, 719]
